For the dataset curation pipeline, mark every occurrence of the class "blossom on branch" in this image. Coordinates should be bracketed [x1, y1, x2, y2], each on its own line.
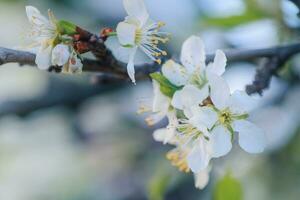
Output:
[150, 35, 266, 189]
[25, 6, 58, 70]
[24, 6, 82, 73]
[116, 0, 169, 83]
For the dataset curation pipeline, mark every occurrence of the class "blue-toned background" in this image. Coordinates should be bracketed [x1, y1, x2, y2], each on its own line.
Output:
[0, 0, 299, 199]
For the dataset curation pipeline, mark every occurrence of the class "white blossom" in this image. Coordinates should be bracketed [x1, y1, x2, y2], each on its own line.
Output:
[209, 90, 266, 155]
[176, 106, 220, 173]
[117, 0, 169, 83]
[51, 44, 70, 66]
[25, 6, 58, 70]
[150, 35, 266, 190]
[161, 36, 229, 113]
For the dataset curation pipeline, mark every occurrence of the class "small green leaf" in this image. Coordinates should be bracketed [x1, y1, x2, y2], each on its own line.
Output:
[57, 20, 77, 35]
[150, 72, 181, 97]
[148, 172, 171, 200]
[213, 173, 243, 200]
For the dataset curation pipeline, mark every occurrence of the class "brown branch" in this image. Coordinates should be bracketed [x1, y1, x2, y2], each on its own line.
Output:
[1, 42, 300, 94]
[0, 47, 35, 66]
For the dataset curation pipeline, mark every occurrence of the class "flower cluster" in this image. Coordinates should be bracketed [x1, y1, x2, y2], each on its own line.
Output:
[25, 6, 82, 73]
[149, 36, 266, 189]
[23, 2, 267, 190]
[24, 0, 169, 81]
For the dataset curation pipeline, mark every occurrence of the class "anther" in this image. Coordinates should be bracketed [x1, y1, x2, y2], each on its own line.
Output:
[155, 59, 162, 65]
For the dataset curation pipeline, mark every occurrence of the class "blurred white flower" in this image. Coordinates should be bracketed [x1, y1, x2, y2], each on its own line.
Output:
[145, 80, 171, 126]
[225, 20, 278, 48]
[251, 106, 296, 151]
[116, 0, 169, 83]
[25, 6, 58, 70]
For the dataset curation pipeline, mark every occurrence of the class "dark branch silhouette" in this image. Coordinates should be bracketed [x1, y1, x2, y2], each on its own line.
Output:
[1, 41, 300, 95]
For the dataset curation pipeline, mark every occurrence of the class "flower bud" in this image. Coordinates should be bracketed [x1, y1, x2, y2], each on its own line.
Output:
[51, 44, 70, 66]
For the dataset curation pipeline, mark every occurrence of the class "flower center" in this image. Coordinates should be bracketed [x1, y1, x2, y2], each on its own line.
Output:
[218, 110, 233, 126]
[137, 21, 169, 64]
[177, 123, 202, 139]
[135, 28, 143, 44]
[189, 72, 207, 89]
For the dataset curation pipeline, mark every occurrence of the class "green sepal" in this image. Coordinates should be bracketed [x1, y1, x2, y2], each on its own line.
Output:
[57, 20, 77, 35]
[233, 113, 249, 120]
[107, 32, 117, 37]
[122, 44, 134, 48]
[226, 125, 235, 142]
[150, 72, 182, 98]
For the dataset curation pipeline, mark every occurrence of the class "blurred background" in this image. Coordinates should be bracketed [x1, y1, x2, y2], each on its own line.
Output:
[0, 0, 300, 199]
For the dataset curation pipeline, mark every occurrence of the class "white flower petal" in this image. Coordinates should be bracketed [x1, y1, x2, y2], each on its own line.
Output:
[124, 16, 141, 26]
[187, 138, 211, 173]
[194, 168, 210, 189]
[152, 80, 169, 113]
[26, 6, 49, 25]
[207, 72, 230, 110]
[126, 47, 137, 83]
[116, 22, 137, 46]
[162, 60, 188, 86]
[206, 50, 227, 76]
[171, 84, 209, 111]
[51, 44, 70, 66]
[180, 36, 206, 73]
[190, 106, 218, 129]
[69, 55, 83, 73]
[164, 128, 177, 144]
[35, 45, 52, 70]
[153, 112, 177, 144]
[123, 0, 149, 26]
[228, 90, 255, 114]
[210, 125, 232, 158]
[233, 120, 265, 153]
[153, 128, 170, 143]
[171, 91, 183, 110]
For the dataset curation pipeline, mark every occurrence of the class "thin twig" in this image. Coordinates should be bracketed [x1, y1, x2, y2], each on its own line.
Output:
[1, 42, 300, 94]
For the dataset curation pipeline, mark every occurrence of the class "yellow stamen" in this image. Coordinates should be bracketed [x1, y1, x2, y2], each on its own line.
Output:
[135, 28, 143, 44]
[166, 151, 190, 173]
[156, 59, 162, 65]
[157, 22, 166, 27]
[137, 105, 151, 114]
